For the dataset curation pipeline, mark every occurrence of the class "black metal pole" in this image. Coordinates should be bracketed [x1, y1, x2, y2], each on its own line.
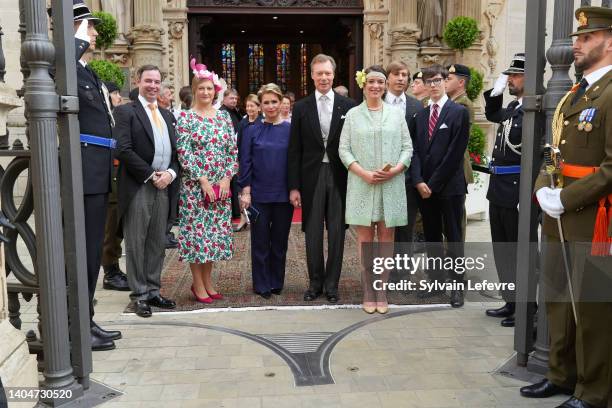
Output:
[514, 0, 547, 366]
[50, 0, 93, 389]
[526, 0, 575, 374]
[22, 0, 82, 404]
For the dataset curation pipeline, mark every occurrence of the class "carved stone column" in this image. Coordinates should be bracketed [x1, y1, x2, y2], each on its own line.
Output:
[387, 0, 420, 73]
[163, 0, 189, 105]
[363, 0, 389, 67]
[128, 0, 164, 81]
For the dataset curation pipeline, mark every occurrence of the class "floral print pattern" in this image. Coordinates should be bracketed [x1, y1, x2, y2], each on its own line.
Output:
[176, 109, 239, 263]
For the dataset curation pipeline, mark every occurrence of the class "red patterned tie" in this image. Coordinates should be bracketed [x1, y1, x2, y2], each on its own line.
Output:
[428, 103, 439, 141]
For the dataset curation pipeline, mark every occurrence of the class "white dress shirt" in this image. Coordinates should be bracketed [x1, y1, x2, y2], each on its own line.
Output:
[428, 93, 449, 119]
[385, 92, 406, 114]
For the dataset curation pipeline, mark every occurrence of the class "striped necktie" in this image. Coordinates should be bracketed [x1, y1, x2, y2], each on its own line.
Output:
[428, 103, 439, 141]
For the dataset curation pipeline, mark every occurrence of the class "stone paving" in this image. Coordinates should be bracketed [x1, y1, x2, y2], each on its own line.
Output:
[9, 219, 575, 407]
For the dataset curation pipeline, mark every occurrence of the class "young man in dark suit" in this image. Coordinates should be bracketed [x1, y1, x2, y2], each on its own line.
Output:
[409, 64, 470, 308]
[115, 65, 179, 318]
[288, 54, 356, 303]
[69, 1, 122, 350]
[384, 61, 423, 255]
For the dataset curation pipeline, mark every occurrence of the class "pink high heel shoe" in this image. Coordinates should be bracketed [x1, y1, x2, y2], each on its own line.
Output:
[191, 286, 212, 303]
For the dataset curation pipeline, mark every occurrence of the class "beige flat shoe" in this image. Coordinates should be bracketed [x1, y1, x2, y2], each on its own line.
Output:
[376, 302, 388, 314]
[362, 302, 376, 314]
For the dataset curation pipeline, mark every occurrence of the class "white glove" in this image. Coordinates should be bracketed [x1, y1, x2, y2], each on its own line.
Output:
[490, 74, 508, 97]
[75, 19, 90, 43]
[536, 187, 565, 219]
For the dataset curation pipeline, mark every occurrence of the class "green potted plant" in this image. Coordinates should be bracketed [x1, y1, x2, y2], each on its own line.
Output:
[468, 123, 488, 186]
[91, 11, 118, 57]
[88, 59, 125, 88]
[443, 16, 479, 55]
[467, 67, 484, 102]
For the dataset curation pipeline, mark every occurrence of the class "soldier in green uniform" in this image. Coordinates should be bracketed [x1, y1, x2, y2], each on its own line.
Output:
[520, 7, 612, 408]
[445, 64, 475, 243]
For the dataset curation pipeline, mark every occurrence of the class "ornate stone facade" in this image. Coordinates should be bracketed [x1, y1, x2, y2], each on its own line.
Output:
[1, 0, 534, 112]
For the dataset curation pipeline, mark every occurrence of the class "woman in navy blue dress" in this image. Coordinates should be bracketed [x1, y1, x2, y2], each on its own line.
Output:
[239, 84, 293, 299]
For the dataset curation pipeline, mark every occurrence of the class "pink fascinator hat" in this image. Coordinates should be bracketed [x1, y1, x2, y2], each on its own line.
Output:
[190, 58, 223, 93]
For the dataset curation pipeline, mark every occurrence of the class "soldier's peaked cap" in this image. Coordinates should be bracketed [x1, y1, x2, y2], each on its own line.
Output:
[47, 0, 101, 24]
[570, 6, 612, 36]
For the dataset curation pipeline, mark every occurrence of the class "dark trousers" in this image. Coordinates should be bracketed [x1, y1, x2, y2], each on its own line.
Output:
[84, 193, 109, 319]
[542, 236, 612, 407]
[230, 176, 241, 219]
[418, 193, 465, 282]
[489, 202, 518, 302]
[102, 168, 122, 267]
[250, 202, 293, 294]
[305, 163, 345, 295]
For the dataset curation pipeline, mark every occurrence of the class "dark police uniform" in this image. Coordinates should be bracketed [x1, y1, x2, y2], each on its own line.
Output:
[522, 7, 612, 408]
[483, 84, 523, 312]
[75, 39, 114, 313]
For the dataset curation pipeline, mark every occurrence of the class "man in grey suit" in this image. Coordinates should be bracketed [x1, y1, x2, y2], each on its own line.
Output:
[115, 65, 179, 317]
[384, 61, 423, 254]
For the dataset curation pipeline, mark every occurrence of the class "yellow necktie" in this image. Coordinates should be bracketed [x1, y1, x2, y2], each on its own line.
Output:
[148, 103, 163, 131]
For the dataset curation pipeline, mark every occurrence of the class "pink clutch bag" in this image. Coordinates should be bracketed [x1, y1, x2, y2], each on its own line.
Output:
[203, 185, 231, 204]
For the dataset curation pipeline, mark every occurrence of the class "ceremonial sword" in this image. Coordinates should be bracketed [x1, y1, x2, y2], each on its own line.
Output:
[543, 144, 578, 325]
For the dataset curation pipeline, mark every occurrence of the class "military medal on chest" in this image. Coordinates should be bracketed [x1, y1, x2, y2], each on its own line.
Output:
[578, 107, 596, 132]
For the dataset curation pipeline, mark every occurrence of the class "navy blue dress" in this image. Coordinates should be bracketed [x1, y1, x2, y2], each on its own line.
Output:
[239, 120, 294, 295]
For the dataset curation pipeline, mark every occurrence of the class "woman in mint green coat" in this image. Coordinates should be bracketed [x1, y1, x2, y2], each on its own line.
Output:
[339, 65, 413, 314]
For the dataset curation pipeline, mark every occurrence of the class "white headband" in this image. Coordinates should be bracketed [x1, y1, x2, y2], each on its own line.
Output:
[366, 71, 387, 81]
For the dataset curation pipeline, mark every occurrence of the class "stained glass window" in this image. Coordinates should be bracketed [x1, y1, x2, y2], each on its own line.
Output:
[248, 43, 264, 93]
[221, 43, 236, 89]
[276, 44, 290, 92]
[300, 44, 309, 96]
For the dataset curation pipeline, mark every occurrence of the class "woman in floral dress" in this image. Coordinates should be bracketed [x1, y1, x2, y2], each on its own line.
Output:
[176, 59, 238, 303]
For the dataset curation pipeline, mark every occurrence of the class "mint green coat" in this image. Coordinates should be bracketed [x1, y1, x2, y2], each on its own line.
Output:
[339, 102, 413, 227]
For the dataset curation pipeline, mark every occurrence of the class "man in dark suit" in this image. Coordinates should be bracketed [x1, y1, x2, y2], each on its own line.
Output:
[66, 1, 122, 351]
[482, 53, 525, 327]
[409, 64, 470, 308]
[115, 65, 179, 318]
[384, 61, 423, 257]
[288, 54, 356, 303]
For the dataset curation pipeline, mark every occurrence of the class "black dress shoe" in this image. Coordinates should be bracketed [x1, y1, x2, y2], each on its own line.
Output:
[501, 316, 515, 327]
[450, 290, 464, 308]
[486, 302, 515, 318]
[303, 290, 320, 301]
[103, 272, 130, 291]
[134, 300, 152, 318]
[257, 291, 272, 299]
[91, 330, 116, 351]
[148, 295, 176, 309]
[91, 321, 122, 340]
[327, 294, 339, 304]
[271, 288, 282, 295]
[556, 396, 600, 408]
[520, 379, 573, 398]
